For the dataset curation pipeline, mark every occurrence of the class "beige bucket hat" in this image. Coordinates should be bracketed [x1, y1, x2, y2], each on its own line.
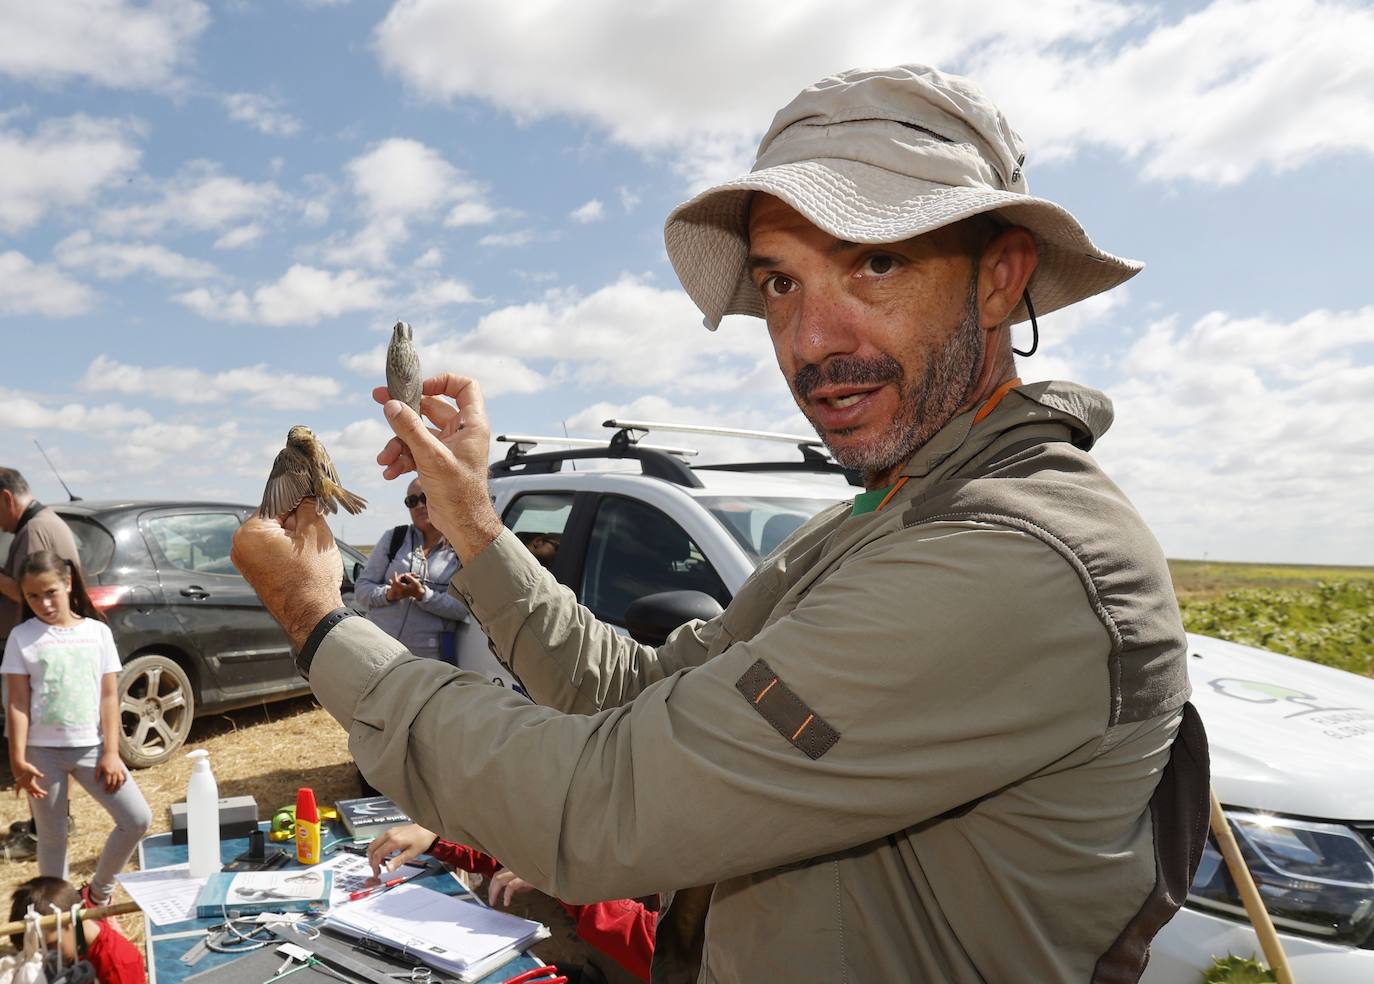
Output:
[664, 64, 1142, 329]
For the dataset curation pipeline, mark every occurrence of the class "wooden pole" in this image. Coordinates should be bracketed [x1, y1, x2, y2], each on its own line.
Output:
[1209, 787, 1296, 984]
[0, 901, 140, 941]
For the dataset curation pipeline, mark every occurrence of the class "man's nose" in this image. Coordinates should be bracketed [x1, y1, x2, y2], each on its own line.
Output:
[791, 283, 862, 367]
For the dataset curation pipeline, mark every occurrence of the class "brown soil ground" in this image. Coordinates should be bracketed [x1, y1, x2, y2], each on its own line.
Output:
[0, 696, 355, 951]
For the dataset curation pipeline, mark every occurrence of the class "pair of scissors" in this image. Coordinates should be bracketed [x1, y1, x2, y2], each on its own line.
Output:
[501, 967, 566, 984]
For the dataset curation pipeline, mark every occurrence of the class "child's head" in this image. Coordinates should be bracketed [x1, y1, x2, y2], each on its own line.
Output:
[19, 550, 105, 625]
[8, 876, 81, 956]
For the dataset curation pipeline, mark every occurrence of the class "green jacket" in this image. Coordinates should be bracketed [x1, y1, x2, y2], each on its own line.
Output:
[308, 380, 1209, 983]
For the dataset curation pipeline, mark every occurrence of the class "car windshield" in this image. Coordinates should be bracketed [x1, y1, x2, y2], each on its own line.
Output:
[698, 495, 846, 562]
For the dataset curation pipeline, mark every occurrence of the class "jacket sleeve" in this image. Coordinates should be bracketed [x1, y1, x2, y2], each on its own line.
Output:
[445, 531, 721, 713]
[428, 839, 503, 878]
[354, 531, 398, 613]
[559, 898, 656, 982]
[309, 522, 1112, 903]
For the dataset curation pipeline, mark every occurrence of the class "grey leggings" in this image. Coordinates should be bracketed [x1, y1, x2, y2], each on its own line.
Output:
[25, 744, 152, 901]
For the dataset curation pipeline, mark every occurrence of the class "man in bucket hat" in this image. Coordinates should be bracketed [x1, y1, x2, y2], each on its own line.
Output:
[233, 65, 1210, 983]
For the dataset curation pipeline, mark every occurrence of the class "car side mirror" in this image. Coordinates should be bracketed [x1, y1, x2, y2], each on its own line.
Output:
[625, 590, 724, 646]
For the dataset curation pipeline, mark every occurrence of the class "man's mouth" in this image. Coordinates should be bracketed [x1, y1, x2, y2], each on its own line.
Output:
[824, 393, 867, 409]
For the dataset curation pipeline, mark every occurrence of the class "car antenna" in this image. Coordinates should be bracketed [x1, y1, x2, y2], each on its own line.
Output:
[562, 420, 576, 471]
[34, 439, 81, 501]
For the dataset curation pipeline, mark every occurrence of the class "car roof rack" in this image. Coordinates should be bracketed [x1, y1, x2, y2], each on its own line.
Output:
[603, 419, 862, 487]
[490, 433, 704, 487]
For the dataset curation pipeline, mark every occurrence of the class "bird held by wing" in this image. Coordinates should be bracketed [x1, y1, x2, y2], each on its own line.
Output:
[386, 320, 423, 414]
[259, 425, 367, 518]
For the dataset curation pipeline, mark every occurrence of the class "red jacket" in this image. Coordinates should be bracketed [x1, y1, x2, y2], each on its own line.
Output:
[427, 839, 656, 982]
[85, 921, 146, 984]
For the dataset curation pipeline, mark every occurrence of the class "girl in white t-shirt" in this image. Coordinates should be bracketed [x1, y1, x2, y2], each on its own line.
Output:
[2, 551, 151, 906]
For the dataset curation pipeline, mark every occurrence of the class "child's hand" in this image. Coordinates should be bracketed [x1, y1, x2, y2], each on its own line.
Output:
[13, 760, 46, 799]
[97, 751, 127, 793]
[487, 868, 542, 908]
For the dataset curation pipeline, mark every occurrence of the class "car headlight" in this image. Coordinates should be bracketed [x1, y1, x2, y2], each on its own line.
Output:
[1189, 810, 1374, 945]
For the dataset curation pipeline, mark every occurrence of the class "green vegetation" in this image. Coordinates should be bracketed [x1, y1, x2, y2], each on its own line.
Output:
[1170, 560, 1374, 675]
[1201, 954, 1276, 983]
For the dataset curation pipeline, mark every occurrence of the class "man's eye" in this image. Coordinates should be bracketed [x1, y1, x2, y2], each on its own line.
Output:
[761, 274, 796, 298]
[862, 254, 897, 275]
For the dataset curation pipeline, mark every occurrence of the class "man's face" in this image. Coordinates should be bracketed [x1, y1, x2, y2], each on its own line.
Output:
[0, 490, 19, 533]
[746, 195, 987, 483]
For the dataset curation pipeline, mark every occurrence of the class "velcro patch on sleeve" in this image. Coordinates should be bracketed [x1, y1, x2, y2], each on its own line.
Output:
[735, 658, 840, 760]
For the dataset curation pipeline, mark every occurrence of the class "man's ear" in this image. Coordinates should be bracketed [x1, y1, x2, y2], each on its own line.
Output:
[978, 226, 1039, 329]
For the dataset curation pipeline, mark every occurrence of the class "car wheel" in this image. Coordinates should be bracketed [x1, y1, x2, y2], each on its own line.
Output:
[118, 653, 195, 768]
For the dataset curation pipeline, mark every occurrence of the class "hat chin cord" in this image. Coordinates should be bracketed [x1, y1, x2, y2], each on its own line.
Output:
[1012, 290, 1039, 358]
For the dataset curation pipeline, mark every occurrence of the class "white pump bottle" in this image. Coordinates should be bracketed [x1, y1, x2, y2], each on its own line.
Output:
[185, 749, 221, 877]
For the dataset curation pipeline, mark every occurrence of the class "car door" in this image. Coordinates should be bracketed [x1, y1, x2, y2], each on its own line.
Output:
[140, 507, 299, 706]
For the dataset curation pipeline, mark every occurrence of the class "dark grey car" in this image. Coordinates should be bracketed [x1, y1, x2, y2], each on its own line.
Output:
[36, 501, 366, 767]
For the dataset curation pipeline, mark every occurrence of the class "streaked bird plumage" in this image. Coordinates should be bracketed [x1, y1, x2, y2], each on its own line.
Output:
[259, 425, 367, 518]
[386, 320, 423, 413]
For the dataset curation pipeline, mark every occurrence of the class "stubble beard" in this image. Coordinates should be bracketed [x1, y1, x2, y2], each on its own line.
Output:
[794, 276, 984, 484]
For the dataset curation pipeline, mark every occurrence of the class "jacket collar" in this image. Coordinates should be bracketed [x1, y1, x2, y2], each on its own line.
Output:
[898, 380, 1113, 482]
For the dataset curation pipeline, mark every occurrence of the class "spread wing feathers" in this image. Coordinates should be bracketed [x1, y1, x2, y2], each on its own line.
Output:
[316, 448, 367, 515]
[260, 448, 315, 518]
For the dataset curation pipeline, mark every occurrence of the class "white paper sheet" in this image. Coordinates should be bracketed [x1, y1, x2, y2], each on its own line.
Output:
[304, 852, 428, 906]
[116, 864, 209, 926]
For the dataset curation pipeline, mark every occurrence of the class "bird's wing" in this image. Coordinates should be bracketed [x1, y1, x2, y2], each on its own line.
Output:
[260, 447, 314, 518]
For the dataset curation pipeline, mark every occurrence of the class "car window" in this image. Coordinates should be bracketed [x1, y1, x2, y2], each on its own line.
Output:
[697, 495, 843, 561]
[58, 515, 117, 575]
[503, 492, 573, 570]
[580, 495, 729, 625]
[144, 513, 242, 576]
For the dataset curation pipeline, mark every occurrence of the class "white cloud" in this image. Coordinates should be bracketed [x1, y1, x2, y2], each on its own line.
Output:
[214, 223, 264, 249]
[54, 230, 219, 281]
[222, 92, 303, 137]
[446, 201, 497, 227]
[478, 230, 535, 248]
[0, 251, 97, 316]
[79, 354, 343, 409]
[342, 332, 546, 399]
[405, 278, 480, 309]
[0, 0, 209, 89]
[569, 199, 604, 223]
[0, 387, 153, 432]
[1094, 305, 1374, 564]
[374, 0, 1374, 188]
[97, 161, 285, 236]
[617, 186, 641, 212]
[414, 247, 443, 268]
[324, 138, 497, 266]
[172, 264, 390, 325]
[0, 115, 142, 233]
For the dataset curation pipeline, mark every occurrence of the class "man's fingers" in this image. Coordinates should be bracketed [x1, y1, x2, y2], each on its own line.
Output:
[422, 373, 488, 427]
[382, 400, 445, 468]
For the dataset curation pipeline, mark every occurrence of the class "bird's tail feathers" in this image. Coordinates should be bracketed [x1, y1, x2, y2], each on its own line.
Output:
[326, 480, 368, 515]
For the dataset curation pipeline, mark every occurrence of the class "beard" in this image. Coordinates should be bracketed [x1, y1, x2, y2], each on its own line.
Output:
[792, 276, 984, 481]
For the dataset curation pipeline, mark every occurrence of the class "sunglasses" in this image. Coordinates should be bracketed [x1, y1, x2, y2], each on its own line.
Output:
[404, 493, 428, 508]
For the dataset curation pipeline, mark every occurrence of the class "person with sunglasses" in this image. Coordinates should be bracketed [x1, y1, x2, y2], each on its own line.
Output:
[353, 477, 469, 665]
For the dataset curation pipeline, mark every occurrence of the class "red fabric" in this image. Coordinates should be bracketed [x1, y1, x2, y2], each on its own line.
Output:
[429, 839, 656, 982]
[85, 922, 146, 984]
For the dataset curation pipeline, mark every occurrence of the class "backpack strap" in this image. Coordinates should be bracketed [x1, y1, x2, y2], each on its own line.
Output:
[384, 525, 409, 564]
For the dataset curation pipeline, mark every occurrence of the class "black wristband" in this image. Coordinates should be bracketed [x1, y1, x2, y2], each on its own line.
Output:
[295, 607, 356, 680]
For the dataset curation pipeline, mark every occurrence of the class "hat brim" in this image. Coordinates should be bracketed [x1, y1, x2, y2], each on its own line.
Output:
[664, 159, 1142, 329]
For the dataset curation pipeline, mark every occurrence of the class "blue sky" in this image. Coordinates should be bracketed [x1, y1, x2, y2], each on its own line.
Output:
[1, 0, 1371, 563]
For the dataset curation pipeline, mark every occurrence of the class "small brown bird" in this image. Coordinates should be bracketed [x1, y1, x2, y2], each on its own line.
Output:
[385, 320, 423, 413]
[259, 425, 367, 518]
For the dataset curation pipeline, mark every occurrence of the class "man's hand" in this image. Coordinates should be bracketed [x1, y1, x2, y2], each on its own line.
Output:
[231, 498, 344, 651]
[373, 376, 504, 564]
[487, 868, 542, 908]
[367, 822, 437, 877]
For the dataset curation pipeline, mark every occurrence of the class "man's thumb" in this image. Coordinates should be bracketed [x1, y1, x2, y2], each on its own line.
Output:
[384, 398, 428, 445]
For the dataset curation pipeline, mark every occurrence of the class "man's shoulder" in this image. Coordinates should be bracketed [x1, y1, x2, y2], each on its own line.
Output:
[23, 507, 79, 556]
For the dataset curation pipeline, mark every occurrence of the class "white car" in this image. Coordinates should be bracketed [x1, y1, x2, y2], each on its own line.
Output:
[455, 423, 1374, 982]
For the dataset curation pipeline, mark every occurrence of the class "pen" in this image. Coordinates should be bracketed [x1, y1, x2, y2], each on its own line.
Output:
[348, 876, 404, 902]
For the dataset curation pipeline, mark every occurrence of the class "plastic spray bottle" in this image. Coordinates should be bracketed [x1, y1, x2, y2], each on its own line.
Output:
[295, 787, 321, 865]
[185, 749, 221, 877]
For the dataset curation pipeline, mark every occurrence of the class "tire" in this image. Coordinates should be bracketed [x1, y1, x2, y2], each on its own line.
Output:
[118, 653, 195, 768]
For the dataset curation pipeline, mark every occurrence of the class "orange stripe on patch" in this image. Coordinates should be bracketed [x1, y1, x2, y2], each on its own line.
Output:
[754, 678, 778, 704]
[791, 714, 814, 741]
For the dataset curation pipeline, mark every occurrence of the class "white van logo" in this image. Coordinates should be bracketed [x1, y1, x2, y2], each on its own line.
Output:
[1209, 677, 1374, 740]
